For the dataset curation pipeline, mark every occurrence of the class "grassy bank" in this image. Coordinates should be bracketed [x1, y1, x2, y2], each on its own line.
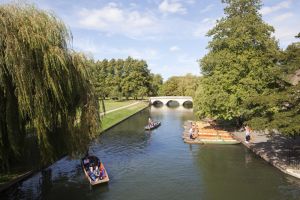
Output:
[101, 101, 149, 131]
[102, 99, 138, 111]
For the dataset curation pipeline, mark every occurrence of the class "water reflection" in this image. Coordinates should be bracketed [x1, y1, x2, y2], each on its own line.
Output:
[40, 169, 52, 197]
[244, 148, 253, 167]
[195, 145, 300, 200]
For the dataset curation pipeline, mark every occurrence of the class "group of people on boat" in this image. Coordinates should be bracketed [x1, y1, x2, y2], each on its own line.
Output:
[189, 122, 199, 139]
[83, 156, 106, 181]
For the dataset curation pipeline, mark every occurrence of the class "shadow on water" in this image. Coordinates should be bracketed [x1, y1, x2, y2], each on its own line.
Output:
[193, 145, 300, 200]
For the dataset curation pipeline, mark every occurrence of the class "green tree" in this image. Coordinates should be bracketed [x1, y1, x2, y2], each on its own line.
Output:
[177, 74, 199, 97]
[245, 36, 300, 136]
[161, 77, 180, 96]
[195, 0, 280, 124]
[0, 4, 99, 170]
[121, 57, 151, 99]
[92, 59, 110, 99]
[110, 59, 124, 99]
[149, 73, 163, 96]
[161, 74, 199, 96]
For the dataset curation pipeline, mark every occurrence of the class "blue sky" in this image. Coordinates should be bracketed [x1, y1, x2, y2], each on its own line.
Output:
[1, 0, 300, 79]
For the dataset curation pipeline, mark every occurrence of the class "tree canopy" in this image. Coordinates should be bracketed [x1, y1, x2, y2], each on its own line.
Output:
[244, 35, 300, 135]
[91, 57, 162, 100]
[0, 4, 100, 170]
[161, 74, 199, 97]
[194, 1, 300, 136]
[195, 0, 281, 122]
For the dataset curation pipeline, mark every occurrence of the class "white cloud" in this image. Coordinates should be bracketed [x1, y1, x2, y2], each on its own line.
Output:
[78, 3, 161, 38]
[200, 4, 214, 14]
[170, 45, 180, 52]
[159, 0, 186, 14]
[186, 0, 195, 4]
[273, 12, 294, 22]
[74, 38, 160, 61]
[263, 13, 299, 47]
[273, 25, 299, 47]
[261, 0, 292, 15]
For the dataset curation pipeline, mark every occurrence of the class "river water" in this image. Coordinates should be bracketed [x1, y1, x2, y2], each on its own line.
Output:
[2, 105, 300, 200]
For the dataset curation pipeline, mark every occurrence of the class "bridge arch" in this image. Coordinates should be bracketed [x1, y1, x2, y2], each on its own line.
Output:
[182, 100, 193, 105]
[182, 100, 193, 108]
[149, 96, 193, 107]
[166, 100, 180, 107]
[152, 100, 163, 105]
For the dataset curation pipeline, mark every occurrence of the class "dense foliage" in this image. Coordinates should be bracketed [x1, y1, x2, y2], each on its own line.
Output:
[161, 74, 199, 97]
[194, 0, 300, 136]
[91, 57, 162, 99]
[245, 36, 300, 135]
[0, 4, 100, 170]
[195, 0, 280, 122]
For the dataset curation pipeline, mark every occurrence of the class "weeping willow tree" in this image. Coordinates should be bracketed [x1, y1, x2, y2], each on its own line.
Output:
[0, 4, 100, 171]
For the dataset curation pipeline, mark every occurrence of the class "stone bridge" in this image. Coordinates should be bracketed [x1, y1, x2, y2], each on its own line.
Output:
[149, 96, 193, 106]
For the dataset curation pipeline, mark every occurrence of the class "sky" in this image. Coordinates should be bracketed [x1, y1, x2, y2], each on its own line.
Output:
[1, 0, 300, 80]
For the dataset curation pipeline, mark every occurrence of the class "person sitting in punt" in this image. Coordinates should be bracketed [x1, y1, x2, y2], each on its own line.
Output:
[83, 158, 89, 165]
[189, 126, 194, 139]
[189, 123, 199, 139]
[89, 165, 94, 174]
[94, 166, 100, 176]
[192, 128, 199, 139]
[99, 162, 106, 180]
[88, 164, 98, 181]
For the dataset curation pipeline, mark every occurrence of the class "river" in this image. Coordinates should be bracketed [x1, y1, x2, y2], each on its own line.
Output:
[2, 105, 300, 200]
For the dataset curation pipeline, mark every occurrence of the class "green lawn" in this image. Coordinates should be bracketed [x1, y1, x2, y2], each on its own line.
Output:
[101, 100, 138, 112]
[101, 101, 148, 131]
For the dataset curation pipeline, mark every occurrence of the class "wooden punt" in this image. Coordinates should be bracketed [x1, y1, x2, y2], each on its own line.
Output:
[145, 122, 161, 130]
[184, 138, 240, 145]
[81, 155, 109, 186]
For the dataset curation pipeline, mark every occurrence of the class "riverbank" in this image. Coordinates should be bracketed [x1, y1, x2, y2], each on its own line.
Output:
[101, 100, 149, 132]
[231, 131, 300, 179]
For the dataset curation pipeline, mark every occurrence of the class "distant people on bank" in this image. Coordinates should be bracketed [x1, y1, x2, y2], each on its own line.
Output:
[245, 125, 251, 143]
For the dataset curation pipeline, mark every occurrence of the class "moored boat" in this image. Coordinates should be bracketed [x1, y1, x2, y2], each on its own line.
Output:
[81, 155, 109, 185]
[182, 120, 240, 145]
[145, 122, 161, 130]
[184, 138, 241, 144]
